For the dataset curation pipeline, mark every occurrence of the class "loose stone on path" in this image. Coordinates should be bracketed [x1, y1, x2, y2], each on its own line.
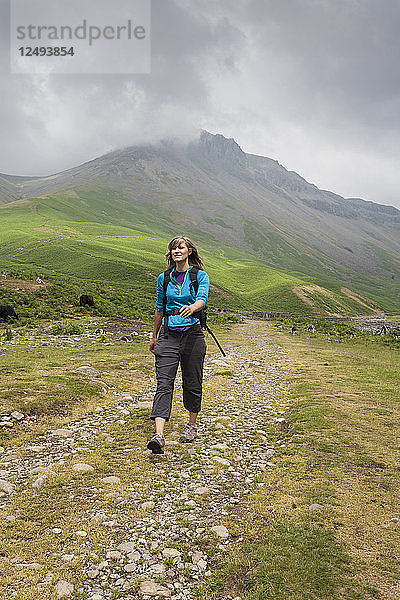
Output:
[136, 400, 153, 409]
[100, 476, 121, 485]
[139, 580, 172, 598]
[10, 411, 25, 421]
[118, 542, 137, 553]
[192, 551, 204, 564]
[53, 428, 73, 438]
[74, 366, 101, 377]
[17, 562, 42, 570]
[0, 479, 15, 494]
[211, 525, 230, 539]
[72, 462, 94, 473]
[32, 475, 48, 489]
[55, 580, 74, 598]
[106, 550, 122, 561]
[194, 486, 210, 495]
[91, 511, 108, 524]
[162, 548, 181, 559]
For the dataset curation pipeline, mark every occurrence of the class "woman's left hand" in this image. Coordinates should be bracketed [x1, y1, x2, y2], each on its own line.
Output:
[179, 304, 195, 319]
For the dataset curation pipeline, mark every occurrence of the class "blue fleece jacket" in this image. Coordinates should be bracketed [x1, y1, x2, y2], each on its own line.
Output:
[155, 266, 210, 328]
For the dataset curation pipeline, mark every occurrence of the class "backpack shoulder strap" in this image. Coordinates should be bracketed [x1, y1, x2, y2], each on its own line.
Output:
[162, 267, 174, 332]
[189, 266, 199, 295]
[162, 267, 174, 312]
[188, 266, 207, 329]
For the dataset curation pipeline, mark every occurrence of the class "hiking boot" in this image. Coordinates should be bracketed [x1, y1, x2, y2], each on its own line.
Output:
[179, 423, 198, 443]
[147, 433, 165, 454]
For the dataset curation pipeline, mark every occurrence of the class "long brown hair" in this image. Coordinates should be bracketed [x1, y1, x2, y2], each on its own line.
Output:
[165, 236, 205, 269]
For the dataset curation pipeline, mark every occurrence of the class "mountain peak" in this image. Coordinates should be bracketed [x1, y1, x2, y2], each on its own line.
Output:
[194, 130, 247, 171]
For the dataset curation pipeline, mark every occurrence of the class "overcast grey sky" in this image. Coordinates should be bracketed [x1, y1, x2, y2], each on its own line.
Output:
[1, 0, 399, 208]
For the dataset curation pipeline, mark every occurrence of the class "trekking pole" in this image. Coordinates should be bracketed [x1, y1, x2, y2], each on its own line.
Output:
[205, 325, 226, 357]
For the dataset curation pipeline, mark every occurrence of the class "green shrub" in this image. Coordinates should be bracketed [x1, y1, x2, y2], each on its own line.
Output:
[49, 322, 84, 336]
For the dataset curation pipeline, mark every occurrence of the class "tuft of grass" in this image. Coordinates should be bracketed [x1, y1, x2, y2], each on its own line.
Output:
[205, 520, 364, 600]
[48, 321, 84, 336]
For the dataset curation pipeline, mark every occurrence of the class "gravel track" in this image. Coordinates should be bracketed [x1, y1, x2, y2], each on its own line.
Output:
[0, 321, 291, 600]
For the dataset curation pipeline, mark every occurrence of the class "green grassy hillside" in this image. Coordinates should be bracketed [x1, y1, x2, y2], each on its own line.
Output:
[2, 132, 400, 314]
[0, 191, 388, 322]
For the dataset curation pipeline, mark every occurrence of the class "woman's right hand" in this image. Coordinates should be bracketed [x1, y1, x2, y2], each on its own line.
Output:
[149, 336, 157, 353]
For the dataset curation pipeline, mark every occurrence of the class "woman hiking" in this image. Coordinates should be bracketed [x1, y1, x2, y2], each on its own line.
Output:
[147, 236, 210, 454]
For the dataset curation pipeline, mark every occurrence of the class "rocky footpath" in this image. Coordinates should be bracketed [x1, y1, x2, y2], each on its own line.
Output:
[0, 321, 291, 600]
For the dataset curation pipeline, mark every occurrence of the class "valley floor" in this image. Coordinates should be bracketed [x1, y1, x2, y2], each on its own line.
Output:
[0, 320, 398, 600]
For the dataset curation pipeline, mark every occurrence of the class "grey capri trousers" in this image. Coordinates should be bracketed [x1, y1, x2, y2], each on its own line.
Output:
[151, 323, 206, 421]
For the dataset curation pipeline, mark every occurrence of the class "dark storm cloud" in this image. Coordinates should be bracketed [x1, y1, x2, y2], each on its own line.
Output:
[238, 0, 400, 133]
[200, 0, 400, 205]
[0, 0, 399, 206]
[147, 0, 243, 103]
[0, 0, 244, 175]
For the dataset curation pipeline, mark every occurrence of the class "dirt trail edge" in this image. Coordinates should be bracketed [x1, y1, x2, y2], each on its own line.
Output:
[0, 320, 292, 600]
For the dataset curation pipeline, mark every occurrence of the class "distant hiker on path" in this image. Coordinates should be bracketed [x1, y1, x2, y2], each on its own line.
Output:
[147, 236, 210, 454]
